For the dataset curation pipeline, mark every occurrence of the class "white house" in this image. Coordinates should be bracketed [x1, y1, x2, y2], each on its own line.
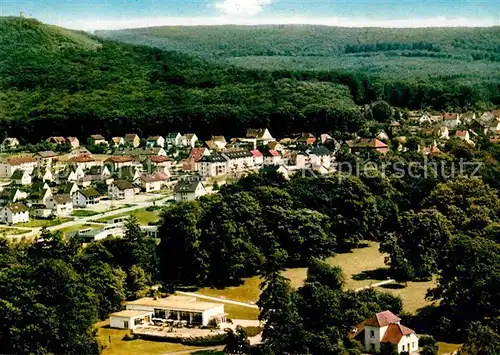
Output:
[222, 150, 254, 173]
[45, 194, 73, 217]
[146, 136, 165, 148]
[2, 137, 20, 149]
[73, 188, 101, 208]
[0, 203, 29, 225]
[108, 180, 136, 200]
[0, 156, 37, 178]
[246, 128, 275, 145]
[174, 180, 206, 201]
[441, 113, 461, 129]
[264, 150, 281, 165]
[109, 310, 153, 330]
[353, 310, 419, 354]
[124, 134, 141, 148]
[34, 151, 58, 167]
[211, 136, 227, 150]
[251, 149, 264, 166]
[139, 172, 170, 192]
[306, 146, 334, 170]
[165, 133, 183, 147]
[199, 154, 227, 177]
[180, 133, 198, 148]
[90, 134, 107, 145]
[111, 137, 125, 147]
[11, 169, 32, 186]
[488, 119, 500, 135]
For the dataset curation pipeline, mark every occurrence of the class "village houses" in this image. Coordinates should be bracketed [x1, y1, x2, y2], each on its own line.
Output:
[0, 203, 29, 225]
[146, 136, 165, 148]
[108, 180, 137, 200]
[124, 134, 141, 148]
[0, 156, 37, 177]
[174, 180, 206, 201]
[72, 188, 101, 208]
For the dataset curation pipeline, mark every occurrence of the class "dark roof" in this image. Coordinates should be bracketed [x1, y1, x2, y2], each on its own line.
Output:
[79, 188, 100, 198]
[246, 128, 267, 139]
[113, 180, 135, 190]
[36, 151, 57, 158]
[125, 134, 139, 141]
[52, 194, 72, 204]
[365, 311, 401, 327]
[200, 153, 226, 163]
[175, 180, 203, 193]
[166, 132, 181, 138]
[308, 146, 332, 156]
[223, 150, 253, 159]
[11, 169, 25, 179]
[6, 202, 28, 213]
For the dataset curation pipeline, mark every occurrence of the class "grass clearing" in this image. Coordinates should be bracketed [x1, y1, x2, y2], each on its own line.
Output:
[0, 226, 31, 236]
[53, 223, 98, 235]
[93, 208, 160, 225]
[17, 217, 72, 228]
[97, 320, 200, 355]
[72, 210, 100, 217]
[438, 342, 462, 354]
[198, 242, 434, 315]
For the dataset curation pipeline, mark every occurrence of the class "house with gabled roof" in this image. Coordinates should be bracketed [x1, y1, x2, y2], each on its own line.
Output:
[46, 194, 73, 217]
[111, 137, 125, 147]
[108, 180, 137, 200]
[174, 180, 206, 201]
[2, 137, 20, 149]
[350, 310, 418, 354]
[251, 149, 264, 166]
[165, 132, 183, 147]
[46, 136, 66, 144]
[89, 134, 107, 145]
[34, 151, 58, 167]
[125, 134, 141, 148]
[11, 169, 32, 186]
[143, 155, 173, 173]
[0, 156, 37, 178]
[182, 133, 198, 148]
[28, 186, 53, 205]
[441, 112, 461, 129]
[199, 154, 227, 177]
[0, 188, 28, 204]
[296, 133, 316, 145]
[105, 156, 136, 171]
[264, 150, 281, 165]
[66, 136, 80, 148]
[146, 135, 165, 148]
[346, 138, 389, 155]
[0, 202, 29, 225]
[139, 172, 170, 192]
[73, 188, 101, 208]
[69, 155, 99, 170]
[210, 136, 227, 150]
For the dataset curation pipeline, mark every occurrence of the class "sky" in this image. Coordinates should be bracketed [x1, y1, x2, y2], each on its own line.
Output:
[1, 0, 500, 31]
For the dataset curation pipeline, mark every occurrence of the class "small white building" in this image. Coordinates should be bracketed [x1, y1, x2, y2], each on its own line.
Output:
[72, 188, 101, 208]
[34, 151, 58, 167]
[108, 180, 136, 200]
[353, 310, 419, 354]
[222, 150, 254, 173]
[139, 172, 170, 192]
[11, 169, 32, 186]
[441, 113, 461, 129]
[0, 156, 37, 178]
[146, 136, 165, 148]
[182, 133, 198, 148]
[174, 180, 206, 201]
[165, 133, 183, 147]
[45, 194, 73, 217]
[110, 310, 153, 330]
[251, 149, 264, 166]
[0, 203, 29, 225]
[118, 296, 226, 328]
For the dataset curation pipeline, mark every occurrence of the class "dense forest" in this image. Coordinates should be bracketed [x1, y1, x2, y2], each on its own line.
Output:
[98, 24, 500, 109]
[2, 17, 500, 143]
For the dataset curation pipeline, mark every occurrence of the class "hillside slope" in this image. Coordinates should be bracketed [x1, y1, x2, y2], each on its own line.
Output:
[98, 25, 500, 107]
[0, 17, 362, 142]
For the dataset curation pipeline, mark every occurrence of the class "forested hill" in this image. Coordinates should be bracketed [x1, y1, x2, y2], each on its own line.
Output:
[0, 17, 363, 142]
[97, 25, 500, 60]
[98, 25, 500, 108]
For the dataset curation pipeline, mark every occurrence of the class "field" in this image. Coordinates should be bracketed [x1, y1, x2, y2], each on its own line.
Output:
[53, 223, 98, 235]
[438, 342, 462, 354]
[71, 210, 100, 217]
[0, 226, 31, 236]
[96, 320, 200, 355]
[16, 217, 73, 228]
[92, 208, 161, 225]
[198, 242, 435, 314]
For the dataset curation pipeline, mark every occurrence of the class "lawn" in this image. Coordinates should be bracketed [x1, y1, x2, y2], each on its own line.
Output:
[438, 341, 462, 354]
[97, 320, 201, 355]
[72, 210, 100, 217]
[93, 208, 161, 225]
[17, 217, 72, 228]
[53, 223, 97, 235]
[0, 226, 31, 236]
[198, 242, 435, 315]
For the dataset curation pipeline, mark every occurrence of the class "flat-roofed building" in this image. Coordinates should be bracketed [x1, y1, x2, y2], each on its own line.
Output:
[110, 310, 153, 330]
[123, 296, 226, 327]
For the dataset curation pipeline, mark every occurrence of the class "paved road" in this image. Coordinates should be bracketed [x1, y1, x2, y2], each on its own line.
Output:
[7, 194, 172, 239]
[176, 291, 259, 309]
[354, 279, 396, 292]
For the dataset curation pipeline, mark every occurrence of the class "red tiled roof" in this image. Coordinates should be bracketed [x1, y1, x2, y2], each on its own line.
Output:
[189, 148, 207, 162]
[106, 156, 135, 163]
[347, 138, 388, 149]
[442, 113, 459, 120]
[381, 323, 416, 345]
[269, 150, 280, 157]
[7, 156, 37, 165]
[251, 149, 263, 158]
[455, 130, 468, 137]
[149, 156, 171, 163]
[365, 311, 401, 327]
